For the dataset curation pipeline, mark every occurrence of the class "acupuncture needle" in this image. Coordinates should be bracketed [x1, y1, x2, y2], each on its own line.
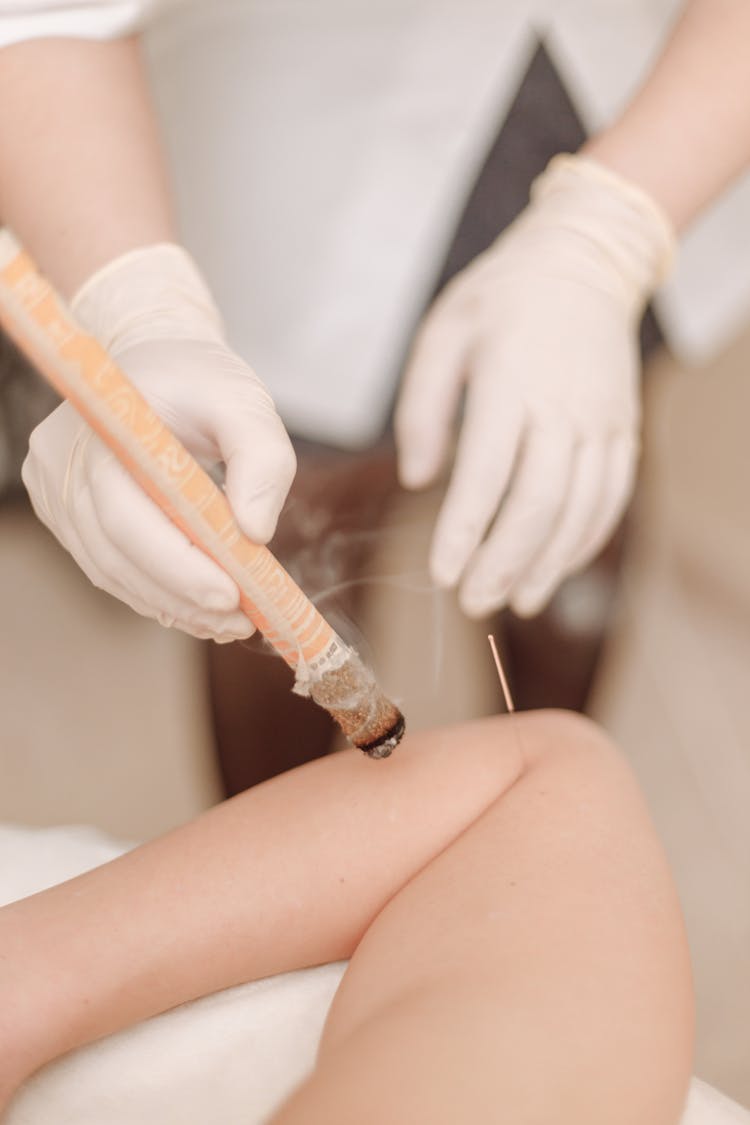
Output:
[488, 633, 515, 713]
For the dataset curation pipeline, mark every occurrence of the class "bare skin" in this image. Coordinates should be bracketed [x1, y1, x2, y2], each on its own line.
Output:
[0, 711, 693, 1122]
[0, 36, 174, 296]
[585, 0, 750, 231]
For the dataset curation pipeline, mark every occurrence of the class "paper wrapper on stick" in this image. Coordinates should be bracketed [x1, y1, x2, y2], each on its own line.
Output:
[0, 230, 404, 757]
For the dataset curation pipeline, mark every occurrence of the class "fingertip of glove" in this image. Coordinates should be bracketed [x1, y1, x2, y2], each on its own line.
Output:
[225, 460, 294, 546]
[233, 507, 278, 546]
[395, 426, 445, 489]
[213, 626, 255, 645]
[203, 588, 242, 613]
[429, 550, 463, 591]
[227, 481, 287, 545]
[460, 584, 507, 620]
[398, 459, 435, 490]
[206, 611, 255, 642]
[460, 595, 491, 620]
[510, 587, 547, 619]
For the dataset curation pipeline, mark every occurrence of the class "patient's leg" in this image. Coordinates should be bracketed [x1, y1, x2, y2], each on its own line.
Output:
[271, 711, 693, 1125]
[0, 712, 692, 1124]
[0, 713, 524, 1107]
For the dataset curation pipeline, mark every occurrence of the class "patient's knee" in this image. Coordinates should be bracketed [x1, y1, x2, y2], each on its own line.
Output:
[497, 709, 626, 780]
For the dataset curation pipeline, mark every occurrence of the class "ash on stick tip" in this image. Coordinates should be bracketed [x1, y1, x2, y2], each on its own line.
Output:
[356, 711, 406, 760]
[307, 650, 405, 759]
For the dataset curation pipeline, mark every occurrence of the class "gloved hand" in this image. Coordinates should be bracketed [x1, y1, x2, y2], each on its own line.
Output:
[395, 154, 674, 618]
[22, 245, 296, 641]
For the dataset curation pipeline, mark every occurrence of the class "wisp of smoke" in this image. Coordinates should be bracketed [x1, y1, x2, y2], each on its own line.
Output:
[238, 518, 447, 695]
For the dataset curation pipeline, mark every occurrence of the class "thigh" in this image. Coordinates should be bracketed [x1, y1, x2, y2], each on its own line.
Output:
[272, 711, 693, 1125]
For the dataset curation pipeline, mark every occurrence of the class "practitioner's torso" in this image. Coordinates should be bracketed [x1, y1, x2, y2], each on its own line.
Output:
[0, 1, 706, 448]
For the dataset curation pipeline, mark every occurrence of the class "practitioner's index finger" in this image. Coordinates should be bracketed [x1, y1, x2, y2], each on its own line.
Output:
[429, 383, 525, 589]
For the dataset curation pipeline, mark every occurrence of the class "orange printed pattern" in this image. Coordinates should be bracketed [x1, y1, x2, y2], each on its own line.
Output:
[0, 231, 343, 677]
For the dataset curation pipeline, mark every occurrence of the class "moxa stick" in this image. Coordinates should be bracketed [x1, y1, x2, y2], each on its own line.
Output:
[0, 230, 404, 758]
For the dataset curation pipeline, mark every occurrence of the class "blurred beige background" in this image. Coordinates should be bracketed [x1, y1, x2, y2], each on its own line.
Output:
[0, 330, 748, 1104]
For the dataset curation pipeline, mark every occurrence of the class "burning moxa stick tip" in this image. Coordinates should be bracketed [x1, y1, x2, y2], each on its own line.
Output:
[308, 650, 405, 759]
[356, 710, 406, 760]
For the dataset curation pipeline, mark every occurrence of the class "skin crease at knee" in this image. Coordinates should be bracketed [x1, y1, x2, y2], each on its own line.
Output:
[270, 711, 693, 1125]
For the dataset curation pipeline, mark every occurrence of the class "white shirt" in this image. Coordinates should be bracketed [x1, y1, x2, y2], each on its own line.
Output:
[0, 0, 162, 42]
[2, 1, 749, 448]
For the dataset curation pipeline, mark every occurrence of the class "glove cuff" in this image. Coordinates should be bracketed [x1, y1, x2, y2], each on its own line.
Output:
[71, 243, 226, 354]
[530, 154, 676, 302]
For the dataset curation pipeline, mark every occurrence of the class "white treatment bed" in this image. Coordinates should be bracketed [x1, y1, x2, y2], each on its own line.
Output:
[2, 825, 747, 1125]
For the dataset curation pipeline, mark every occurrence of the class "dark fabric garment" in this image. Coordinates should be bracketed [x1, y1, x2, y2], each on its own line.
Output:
[433, 42, 588, 290]
[0, 332, 59, 500]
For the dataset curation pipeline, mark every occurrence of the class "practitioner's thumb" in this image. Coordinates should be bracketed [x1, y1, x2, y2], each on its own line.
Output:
[220, 402, 297, 544]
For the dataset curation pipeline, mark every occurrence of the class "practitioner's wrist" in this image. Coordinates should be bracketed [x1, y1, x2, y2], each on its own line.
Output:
[529, 153, 675, 296]
[70, 243, 227, 356]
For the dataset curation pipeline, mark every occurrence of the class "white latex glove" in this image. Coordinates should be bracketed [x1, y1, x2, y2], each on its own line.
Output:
[22, 245, 296, 641]
[395, 154, 674, 618]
